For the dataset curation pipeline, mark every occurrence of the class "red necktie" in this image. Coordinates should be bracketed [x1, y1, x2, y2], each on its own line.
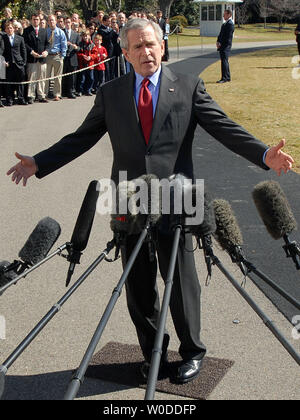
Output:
[35, 27, 38, 36]
[138, 78, 153, 145]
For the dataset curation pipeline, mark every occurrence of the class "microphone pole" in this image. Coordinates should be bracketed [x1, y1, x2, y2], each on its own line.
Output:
[0, 244, 68, 296]
[0, 240, 115, 400]
[63, 218, 151, 400]
[145, 224, 182, 401]
[209, 249, 300, 367]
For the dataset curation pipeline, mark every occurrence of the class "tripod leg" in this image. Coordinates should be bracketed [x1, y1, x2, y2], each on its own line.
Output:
[64, 227, 149, 400]
[145, 226, 182, 400]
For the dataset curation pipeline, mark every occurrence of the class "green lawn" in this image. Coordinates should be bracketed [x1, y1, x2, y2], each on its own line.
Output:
[169, 24, 297, 48]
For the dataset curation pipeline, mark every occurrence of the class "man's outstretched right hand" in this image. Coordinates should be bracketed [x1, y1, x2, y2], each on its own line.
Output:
[6, 152, 38, 186]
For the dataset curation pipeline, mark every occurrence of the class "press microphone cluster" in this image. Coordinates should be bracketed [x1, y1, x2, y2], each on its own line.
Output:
[252, 180, 300, 270]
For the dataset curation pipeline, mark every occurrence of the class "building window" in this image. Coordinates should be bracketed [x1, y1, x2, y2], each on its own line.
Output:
[209, 5, 215, 21]
[201, 6, 208, 21]
[216, 5, 222, 21]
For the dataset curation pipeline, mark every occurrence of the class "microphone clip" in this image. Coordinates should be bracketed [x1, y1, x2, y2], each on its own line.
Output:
[283, 235, 300, 270]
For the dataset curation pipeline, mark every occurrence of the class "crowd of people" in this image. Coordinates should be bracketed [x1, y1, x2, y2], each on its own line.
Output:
[0, 7, 170, 107]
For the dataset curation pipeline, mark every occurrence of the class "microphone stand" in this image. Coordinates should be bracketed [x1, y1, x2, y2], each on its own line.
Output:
[0, 240, 115, 400]
[145, 224, 182, 401]
[0, 243, 69, 296]
[226, 246, 300, 311]
[63, 219, 152, 400]
[201, 240, 300, 367]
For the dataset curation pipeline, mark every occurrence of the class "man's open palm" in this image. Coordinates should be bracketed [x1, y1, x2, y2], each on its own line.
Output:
[7, 152, 38, 186]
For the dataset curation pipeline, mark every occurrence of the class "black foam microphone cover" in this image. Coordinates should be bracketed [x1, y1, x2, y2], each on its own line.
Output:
[213, 199, 243, 251]
[110, 180, 138, 235]
[135, 174, 161, 229]
[18, 217, 61, 266]
[252, 180, 297, 240]
[70, 180, 100, 252]
[189, 192, 216, 237]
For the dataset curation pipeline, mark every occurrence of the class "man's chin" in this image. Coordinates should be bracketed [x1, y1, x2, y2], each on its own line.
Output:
[140, 63, 159, 77]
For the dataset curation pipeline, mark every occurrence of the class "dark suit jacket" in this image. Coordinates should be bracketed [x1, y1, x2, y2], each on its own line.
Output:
[3, 33, 26, 69]
[34, 65, 269, 183]
[217, 19, 234, 51]
[296, 23, 300, 43]
[157, 18, 166, 35]
[64, 29, 80, 67]
[23, 25, 49, 64]
[97, 24, 114, 57]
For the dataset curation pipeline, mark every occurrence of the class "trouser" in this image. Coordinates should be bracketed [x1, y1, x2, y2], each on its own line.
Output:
[297, 41, 300, 57]
[219, 49, 231, 81]
[93, 69, 104, 90]
[79, 69, 94, 93]
[46, 54, 63, 98]
[27, 61, 47, 99]
[5, 63, 25, 100]
[62, 58, 77, 96]
[121, 230, 207, 363]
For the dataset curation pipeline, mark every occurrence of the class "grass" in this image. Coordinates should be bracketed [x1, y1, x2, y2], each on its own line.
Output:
[168, 24, 297, 48]
[200, 46, 300, 173]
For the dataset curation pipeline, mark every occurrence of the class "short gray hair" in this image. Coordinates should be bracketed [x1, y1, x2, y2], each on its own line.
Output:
[120, 18, 163, 50]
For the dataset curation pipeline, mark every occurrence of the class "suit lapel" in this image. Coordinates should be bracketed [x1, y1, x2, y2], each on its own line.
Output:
[147, 65, 178, 150]
[120, 71, 146, 149]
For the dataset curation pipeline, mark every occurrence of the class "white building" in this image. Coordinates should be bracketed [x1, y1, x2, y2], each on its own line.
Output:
[194, 0, 243, 37]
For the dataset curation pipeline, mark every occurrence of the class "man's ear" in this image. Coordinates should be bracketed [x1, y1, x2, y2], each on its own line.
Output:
[122, 48, 130, 63]
[161, 40, 165, 58]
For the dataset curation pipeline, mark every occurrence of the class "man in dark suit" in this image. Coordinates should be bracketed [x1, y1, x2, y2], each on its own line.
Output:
[7, 19, 294, 384]
[0, 31, 5, 107]
[216, 9, 234, 83]
[97, 15, 114, 81]
[23, 14, 49, 104]
[62, 16, 80, 99]
[295, 20, 300, 65]
[2, 21, 27, 105]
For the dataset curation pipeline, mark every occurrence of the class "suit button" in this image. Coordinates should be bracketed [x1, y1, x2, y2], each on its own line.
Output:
[146, 151, 151, 156]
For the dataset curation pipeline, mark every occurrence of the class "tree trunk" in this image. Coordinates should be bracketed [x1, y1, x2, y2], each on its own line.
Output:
[39, 0, 54, 15]
[159, 0, 175, 18]
[80, 0, 99, 22]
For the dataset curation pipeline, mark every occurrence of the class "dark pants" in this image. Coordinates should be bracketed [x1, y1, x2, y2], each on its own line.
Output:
[297, 41, 300, 56]
[219, 49, 231, 81]
[121, 230, 206, 363]
[79, 69, 94, 94]
[62, 58, 77, 97]
[93, 69, 105, 91]
[5, 63, 25, 101]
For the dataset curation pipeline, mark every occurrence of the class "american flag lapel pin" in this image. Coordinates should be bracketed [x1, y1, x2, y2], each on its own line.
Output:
[169, 88, 175, 92]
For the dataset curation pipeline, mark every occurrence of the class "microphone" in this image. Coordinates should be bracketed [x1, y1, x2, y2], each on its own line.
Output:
[189, 192, 217, 237]
[252, 180, 300, 269]
[213, 199, 246, 274]
[19, 217, 61, 266]
[110, 180, 139, 236]
[0, 218, 61, 294]
[66, 180, 100, 287]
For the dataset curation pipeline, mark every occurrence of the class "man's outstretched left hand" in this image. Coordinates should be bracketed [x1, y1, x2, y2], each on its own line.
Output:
[265, 139, 294, 176]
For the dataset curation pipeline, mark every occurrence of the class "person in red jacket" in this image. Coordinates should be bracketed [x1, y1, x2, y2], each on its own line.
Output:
[76, 30, 97, 96]
[92, 34, 107, 93]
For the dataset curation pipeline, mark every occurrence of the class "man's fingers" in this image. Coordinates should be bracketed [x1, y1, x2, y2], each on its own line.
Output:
[275, 138, 286, 152]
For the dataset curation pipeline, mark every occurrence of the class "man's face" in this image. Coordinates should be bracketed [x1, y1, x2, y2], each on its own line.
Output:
[5, 24, 14, 36]
[31, 16, 40, 27]
[65, 19, 72, 30]
[58, 18, 65, 28]
[122, 25, 164, 77]
[48, 16, 57, 29]
[224, 12, 231, 21]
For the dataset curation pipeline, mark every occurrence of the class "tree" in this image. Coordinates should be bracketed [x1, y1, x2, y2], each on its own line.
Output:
[268, 0, 300, 29]
[159, 0, 174, 18]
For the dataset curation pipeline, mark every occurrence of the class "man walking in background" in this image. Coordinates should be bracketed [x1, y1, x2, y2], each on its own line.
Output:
[216, 9, 234, 83]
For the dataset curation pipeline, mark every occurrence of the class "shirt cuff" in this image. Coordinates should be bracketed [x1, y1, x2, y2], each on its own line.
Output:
[263, 148, 269, 166]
